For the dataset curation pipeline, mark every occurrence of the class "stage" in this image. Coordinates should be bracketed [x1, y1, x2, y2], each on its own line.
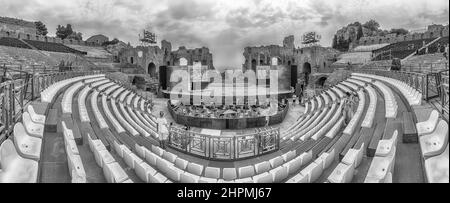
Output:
[161, 83, 294, 105]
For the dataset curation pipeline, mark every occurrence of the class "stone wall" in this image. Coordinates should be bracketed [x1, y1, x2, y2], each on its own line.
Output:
[358, 24, 449, 46]
[0, 30, 101, 47]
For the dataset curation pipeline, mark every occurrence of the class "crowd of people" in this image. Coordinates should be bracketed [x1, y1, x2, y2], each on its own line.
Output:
[170, 100, 288, 119]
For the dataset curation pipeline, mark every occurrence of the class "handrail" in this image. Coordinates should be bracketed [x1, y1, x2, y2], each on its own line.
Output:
[0, 70, 102, 142]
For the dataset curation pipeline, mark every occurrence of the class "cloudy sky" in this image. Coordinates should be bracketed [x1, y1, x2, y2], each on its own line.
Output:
[1, 0, 448, 68]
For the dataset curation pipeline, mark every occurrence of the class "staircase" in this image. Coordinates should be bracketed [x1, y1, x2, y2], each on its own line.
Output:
[402, 37, 442, 62]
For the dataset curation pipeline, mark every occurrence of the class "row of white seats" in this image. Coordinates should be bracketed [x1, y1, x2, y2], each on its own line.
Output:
[361, 86, 378, 128]
[284, 87, 343, 139]
[336, 84, 352, 94]
[41, 74, 104, 103]
[290, 106, 330, 141]
[352, 73, 422, 106]
[364, 131, 398, 183]
[328, 143, 365, 183]
[297, 103, 338, 141]
[286, 118, 345, 183]
[353, 76, 398, 118]
[78, 79, 110, 123]
[0, 105, 46, 182]
[134, 139, 300, 183]
[62, 77, 106, 114]
[126, 93, 158, 137]
[87, 134, 132, 183]
[416, 111, 449, 183]
[118, 91, 151, 138]
[312, 102, 345, 140]
[102, 92, 126, 134]
[61, 121, 87, 183]
[284, 110, 322, 141]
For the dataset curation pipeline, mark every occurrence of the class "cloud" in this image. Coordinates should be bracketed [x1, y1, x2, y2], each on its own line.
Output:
[0, 0, 448, 69]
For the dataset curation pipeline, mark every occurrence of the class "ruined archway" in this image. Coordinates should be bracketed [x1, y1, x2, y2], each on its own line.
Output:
[148, 62, 156, 78]
[251, 59, 257, 72]
[315, 77, 328, 89]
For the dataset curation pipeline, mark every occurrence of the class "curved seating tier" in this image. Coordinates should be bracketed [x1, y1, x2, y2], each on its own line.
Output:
[343, 90, 365, 136]
[353, 76, 398, 118]
[352, 73, 422, 106]
[41, 74, 104, 103]
[361, 86, 377, 128]
[62, 121, 87, 183]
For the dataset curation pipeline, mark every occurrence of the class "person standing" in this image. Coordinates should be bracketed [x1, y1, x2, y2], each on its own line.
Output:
[156, 111, 169, 149]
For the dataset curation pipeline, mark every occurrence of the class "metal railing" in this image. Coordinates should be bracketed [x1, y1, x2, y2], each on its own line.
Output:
[0, 68, 101, 142]
[352, 68, 449, 121]
[168, 126, 280, 161]
[352, 69, 441, 101]
[438, 70, 449, 121]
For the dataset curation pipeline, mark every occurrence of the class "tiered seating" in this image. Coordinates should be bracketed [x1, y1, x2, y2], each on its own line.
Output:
[110, 89, 139, 136]
[88, 135, 132, 183]
[364, 131, 398, 183]
[78, 79, 109, 123]
[353, 75, 398, 118]
[361, 86, 377, 128]
[372, 38, 436, 60]
[0, 104, 48, 183]
[335, 52, 373, 64]
[61, 121, 86, 183]
[41, 74, 105, 103]
[286, 118, 344, 183]
[118, 91, 151, 138]
[91, 82, 115, 129]
[24, 40, 87, 55]
[0, 37, 31, 49]
[102, 87, 125, 134]
[352, 73, 422, 106]
[343, 90, 365, 136]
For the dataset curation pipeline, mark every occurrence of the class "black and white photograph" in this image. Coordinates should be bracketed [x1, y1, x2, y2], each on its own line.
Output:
[0, 0, 448, 191]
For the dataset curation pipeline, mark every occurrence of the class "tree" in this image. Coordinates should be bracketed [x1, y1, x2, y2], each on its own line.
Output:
[363, 19, 380, 32]
[67, 32, 83, 41]
[35, 21, 48, 36]
[356, 24, 364, 40]
[56, 24, 78, 40]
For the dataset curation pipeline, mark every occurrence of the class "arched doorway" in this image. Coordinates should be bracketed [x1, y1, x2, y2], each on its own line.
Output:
[251, 59, 257, 72]
[315, 77, 327, 89]
[148, 62, 156, 78]
[303, 62, 312, 86]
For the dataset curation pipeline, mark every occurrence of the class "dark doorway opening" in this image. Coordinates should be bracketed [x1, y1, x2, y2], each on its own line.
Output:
[251, 59, 257, 72]
[291, 65, 298, 89]
[303, 62, 312, 86]
[148, 62, 156, 78]
[316, 77, 327, 89]
[159, 66, 168, 90]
